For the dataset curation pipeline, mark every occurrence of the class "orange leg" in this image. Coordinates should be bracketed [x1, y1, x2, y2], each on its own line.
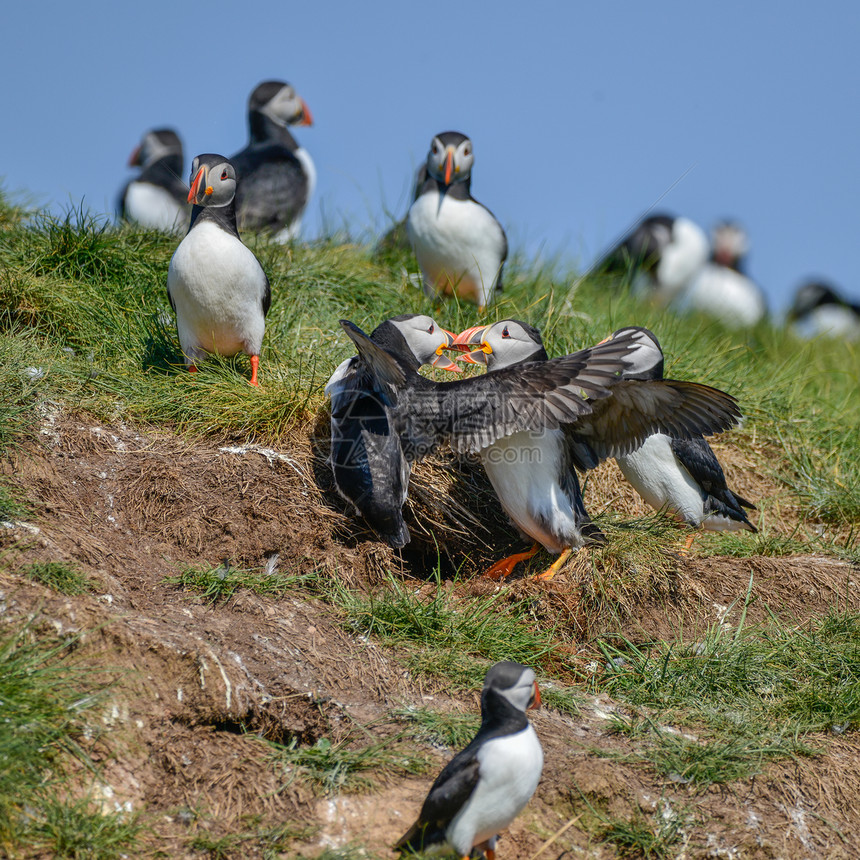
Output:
[188, 364, 198, 373]
[482, 543, 540, 580]
[249, 354, 260, 387]
[534, 547, 574, 581]
[679, 532, 697, 556]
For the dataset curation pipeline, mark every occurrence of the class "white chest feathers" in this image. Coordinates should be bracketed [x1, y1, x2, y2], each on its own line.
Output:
[167, 220, 268, 361]
[480, 430, 585, 553]
[678, 263, 766, 328]
[447, 725, 543, 854]
[125, 182, 187, 232]
[791, 304, 860, 341]
[616, 433, 705, 525]
[270, 146, 316, 244]
[407, 188, 505, 308]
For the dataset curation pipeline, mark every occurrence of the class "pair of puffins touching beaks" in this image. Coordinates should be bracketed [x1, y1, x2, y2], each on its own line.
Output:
[423, 319, 546, 373]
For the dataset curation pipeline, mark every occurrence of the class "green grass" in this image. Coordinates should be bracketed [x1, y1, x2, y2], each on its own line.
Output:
[268, 731, 428, 795]
[0, 477, 29, 521]
[164, 560, 306, 605]
[596, 804, 686, 859]
[0, 192, 857, 537]
[188, 820, 312, 860]
[0, 618, 137, 856]
[582, 604, 860, 785]
[25, 796, 142, 860]
[20, 560, 95, 595]
[323, 570, 560, 691]
[390, 706, 481, 749]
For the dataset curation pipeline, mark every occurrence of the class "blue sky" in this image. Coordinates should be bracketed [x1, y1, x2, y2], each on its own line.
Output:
[3, 1, 858, 312]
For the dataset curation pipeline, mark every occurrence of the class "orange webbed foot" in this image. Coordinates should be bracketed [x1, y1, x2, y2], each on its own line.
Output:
[534, 547, 574, 581]
[482, 544, 540, 580]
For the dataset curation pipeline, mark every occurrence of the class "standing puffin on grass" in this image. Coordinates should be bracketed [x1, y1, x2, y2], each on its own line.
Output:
[605, 326, 757, 544]
[451, 321, 743, 579]
[230, 80, 315, 242]
[395, 661, 543, 860]
[677, 221, 767, 328]
[119, 128, 189, 232]
[167, 154, 270, 386]
[787, 280, 860, 342]
[407, 131, 508, 312]
[597, 213, 709, 305]
[325, 314, 462, 548]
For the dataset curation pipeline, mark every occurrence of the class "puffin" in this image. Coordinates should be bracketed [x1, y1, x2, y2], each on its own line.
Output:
[406, 131, 508, 312]
[339, 319, 741, 571]
[601, 326, 757, 542]
[119, 128, 189, 232]
[325, 314, 462, 547]
[597, 212, 709, 305]
[395, 661, 543, 860]
[230, 80, 314, 242]
[787, 280, 860, 342]
[167, 153, 270, 385]
[451, 320, 744, 579]
[677, 221, 767, 328]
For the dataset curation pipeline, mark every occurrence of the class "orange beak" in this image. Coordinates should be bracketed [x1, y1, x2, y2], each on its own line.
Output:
[529, 681, 541, 710]
[431, 328, 463, 373]
[444, 149, 454, 185]
[187, 165, 214, 204]
[451, 325, 491, 365]
[128, 145, 142, 167]
[298, 98, 313, 127]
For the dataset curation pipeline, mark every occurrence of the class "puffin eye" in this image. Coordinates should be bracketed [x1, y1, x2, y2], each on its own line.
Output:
[464, 145, 471, 156]
[221, 170, 228, 181]
[502, 326, 510, 338]
[428, 324, 435, 334]
[431, 143, 440, 154]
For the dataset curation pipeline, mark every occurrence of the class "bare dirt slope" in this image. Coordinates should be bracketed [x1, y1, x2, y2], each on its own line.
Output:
[1, 410, 858, 858]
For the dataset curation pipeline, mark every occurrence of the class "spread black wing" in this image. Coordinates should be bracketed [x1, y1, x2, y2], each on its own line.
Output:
[397, 332, 641, 460]
[567, 378, 742, 460]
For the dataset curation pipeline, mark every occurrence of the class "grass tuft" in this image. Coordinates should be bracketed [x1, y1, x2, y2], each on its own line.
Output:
[26, 796, 142, 860]
[390, 707, 480, 749]
[324, 571, 558, 690]
[269, 732, 427, 795]
[164, 560, 305, 605]
[0, 619, 115, 852]
[20, 560, 95, 595]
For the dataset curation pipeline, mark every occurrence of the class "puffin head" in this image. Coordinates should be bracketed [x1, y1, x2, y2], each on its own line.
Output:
[187, 154, 237, 207]
[425, 131, 474, 187]
[128, 128, 183, 168]
[482, 661, 541, 713]
[251, 80, 313, 127]
[372, 314, 461, 372]
[601, 325, 664, 380]
[451, 319, 545, 370]
[711, 220, 749, 269]
[788, 280, 844, 319]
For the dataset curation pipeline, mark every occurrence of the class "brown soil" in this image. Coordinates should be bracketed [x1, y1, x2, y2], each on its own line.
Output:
[1, 409, 858, 858]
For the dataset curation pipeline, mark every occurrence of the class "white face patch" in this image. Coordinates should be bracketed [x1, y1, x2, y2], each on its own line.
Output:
[426, 136, 475, 184]
[390, 314, 449, 365]
[262, 85, 304, 126]
[497, 668, 538, 712]
[484, 320, 542, 370]
[139, 131, 181, 168]
[189, 158, 237, 207]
